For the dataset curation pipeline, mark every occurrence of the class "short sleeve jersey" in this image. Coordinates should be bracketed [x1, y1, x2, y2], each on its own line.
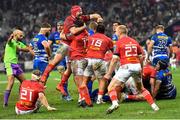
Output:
[4, 40, 26, 64]
[86, 33, 113, 59]
[16, 80, 44, 111]
[114, 36, 142, 65]
[151, 32, 172, 57]
[48, 31, 61, 55]
[30, 34, 48, 62]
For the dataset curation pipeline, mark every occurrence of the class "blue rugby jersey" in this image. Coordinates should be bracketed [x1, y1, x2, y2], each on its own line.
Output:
[151, 32, 172, 58]
[30, 34, 49, 63]
[156, 68, 176, 98]
[112, 34, 118, 52]
[48, 31, 61, 55]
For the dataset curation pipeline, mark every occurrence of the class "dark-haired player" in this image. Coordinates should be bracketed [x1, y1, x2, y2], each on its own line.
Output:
[80, 24, 113, 106]
[30, 23, 51, 74]
[153, 60, 176, 99]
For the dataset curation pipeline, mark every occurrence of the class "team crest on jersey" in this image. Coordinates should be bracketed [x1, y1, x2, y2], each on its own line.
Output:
[33, 38, 38, 41]
[56, 40, 60, 44]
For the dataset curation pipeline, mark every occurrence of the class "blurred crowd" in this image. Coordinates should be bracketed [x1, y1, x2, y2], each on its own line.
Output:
[0, 0, 180, 61]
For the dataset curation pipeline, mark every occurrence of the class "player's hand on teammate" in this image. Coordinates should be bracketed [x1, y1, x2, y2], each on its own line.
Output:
[47, 106, 57, 111]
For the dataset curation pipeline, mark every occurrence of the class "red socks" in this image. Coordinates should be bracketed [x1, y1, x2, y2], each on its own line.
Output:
[109, 89, 118, 101]
[142, 88, 154, 105]
[98, 90, 104, 96]
[41, 64, 55, 83]
[79, 86, 92, 105]
[58, 73, 70, 86]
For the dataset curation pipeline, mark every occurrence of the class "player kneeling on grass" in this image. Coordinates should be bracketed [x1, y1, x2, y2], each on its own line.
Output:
[15, 70, 56, 115]
[153, 60, 177, 99]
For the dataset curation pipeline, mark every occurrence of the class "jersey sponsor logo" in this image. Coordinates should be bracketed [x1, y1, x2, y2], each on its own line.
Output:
[90, 39, 102, 50]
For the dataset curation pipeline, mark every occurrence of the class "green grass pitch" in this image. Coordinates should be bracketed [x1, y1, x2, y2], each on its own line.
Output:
[0, 68, 180, 119]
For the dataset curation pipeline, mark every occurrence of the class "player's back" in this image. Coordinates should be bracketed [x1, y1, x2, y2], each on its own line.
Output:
[151, 32, 172, 56]
[116, 36, 142, 65]
[86, 33, 113, 59]
[16, 80, 44, 110]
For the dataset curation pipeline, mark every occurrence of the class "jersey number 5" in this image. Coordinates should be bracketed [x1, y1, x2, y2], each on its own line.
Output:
[125, 45, 137, 57]
[20, 89, 33, 101]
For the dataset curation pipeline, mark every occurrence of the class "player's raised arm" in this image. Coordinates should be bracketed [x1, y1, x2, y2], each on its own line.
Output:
[89, 13, 103, 21]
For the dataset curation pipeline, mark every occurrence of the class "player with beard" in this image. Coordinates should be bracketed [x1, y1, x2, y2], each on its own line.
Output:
[30, 23, 51, 74]
[40, 5, 102, 87]
[3, 29, 32, 107]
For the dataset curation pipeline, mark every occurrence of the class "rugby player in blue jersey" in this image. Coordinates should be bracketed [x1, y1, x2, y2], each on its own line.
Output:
[153, 60, 176, 99]
[30, 23, 51, 74]
[147, 25, 172, 66]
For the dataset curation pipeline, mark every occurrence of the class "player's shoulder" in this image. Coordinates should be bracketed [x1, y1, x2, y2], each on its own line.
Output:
[21, 80, 32, 86]
[65, 16, 74, 22]
[51, 31, 59, 35]
[125, 36, 139, 45]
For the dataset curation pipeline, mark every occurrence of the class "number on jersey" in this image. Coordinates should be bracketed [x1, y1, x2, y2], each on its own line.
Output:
[125, 45, 137, 57]
[91, 39, 102, 47]
[20, 89, 33, 101]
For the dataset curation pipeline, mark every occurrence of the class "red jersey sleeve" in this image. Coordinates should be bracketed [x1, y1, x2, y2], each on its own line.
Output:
[150, 67, 157, 78]
[81, 15, 90, 22]
[114, 40, 120, 55]
[137, 44, 143, 55]
[36, 83, 45, 93]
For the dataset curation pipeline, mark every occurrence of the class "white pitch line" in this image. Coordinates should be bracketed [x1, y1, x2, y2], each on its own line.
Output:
[0, 81, 19, 84]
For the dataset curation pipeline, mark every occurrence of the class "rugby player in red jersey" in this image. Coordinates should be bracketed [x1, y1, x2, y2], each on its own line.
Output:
[104, 25, 159, 114]
[15, 70, 56, 115]
[79, 24, 113, 106]
[40, 5, 102, 85]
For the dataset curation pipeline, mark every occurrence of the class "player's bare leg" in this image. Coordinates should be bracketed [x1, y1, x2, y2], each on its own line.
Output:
[136, 80, 159, 111]
[106, 78, 124, 114]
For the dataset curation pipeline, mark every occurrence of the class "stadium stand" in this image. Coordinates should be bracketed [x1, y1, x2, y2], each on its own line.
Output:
[0, 0, 179, 67]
